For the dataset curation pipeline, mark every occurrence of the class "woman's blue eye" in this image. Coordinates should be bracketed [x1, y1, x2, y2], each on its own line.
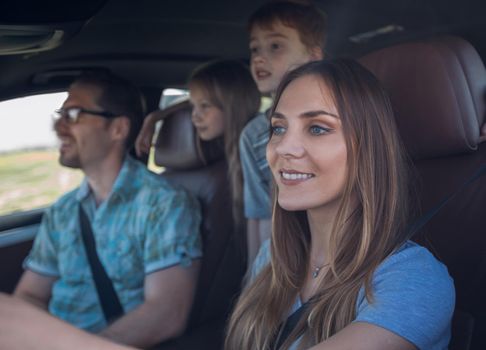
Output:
[271, 125, 285, 136]
[310, 125, 330, 135]
[270, 43, 280, 50]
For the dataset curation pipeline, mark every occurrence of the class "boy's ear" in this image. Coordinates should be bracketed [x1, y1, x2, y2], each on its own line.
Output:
[309, 46, 324, 61]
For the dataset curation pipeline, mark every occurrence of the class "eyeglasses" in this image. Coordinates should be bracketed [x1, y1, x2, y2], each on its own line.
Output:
[52, 107, 119, 124]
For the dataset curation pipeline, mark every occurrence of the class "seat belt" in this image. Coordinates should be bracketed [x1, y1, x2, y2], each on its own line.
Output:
[407, 163, 486, 237]
[271, 301, 309, 350]
[79, 205, 124, 323]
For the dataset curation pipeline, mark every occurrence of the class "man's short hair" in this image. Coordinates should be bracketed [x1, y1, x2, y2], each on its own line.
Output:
[72, 71, 145, 151]
[248, 0, 327, 53]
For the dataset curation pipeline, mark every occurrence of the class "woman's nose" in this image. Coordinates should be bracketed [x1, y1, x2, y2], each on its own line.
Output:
[274, 132, 305, 159]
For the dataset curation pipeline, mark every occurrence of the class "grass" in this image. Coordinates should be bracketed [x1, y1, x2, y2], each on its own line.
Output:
[0, 149, 83, 216]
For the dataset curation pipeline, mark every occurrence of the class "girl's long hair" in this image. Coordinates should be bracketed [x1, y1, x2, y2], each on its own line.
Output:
[189, 60, 261, 230]
[225, 58, 412, 349]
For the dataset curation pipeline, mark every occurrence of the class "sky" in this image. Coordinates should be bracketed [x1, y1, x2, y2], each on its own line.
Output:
[0, 92, 67, 153]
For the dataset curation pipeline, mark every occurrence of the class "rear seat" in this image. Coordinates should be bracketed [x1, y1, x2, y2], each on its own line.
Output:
[359, 36, 486, 350]
[149, 100, 246, 349]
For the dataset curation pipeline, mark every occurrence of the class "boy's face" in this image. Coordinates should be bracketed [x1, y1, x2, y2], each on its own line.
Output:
[249, 21, 322, 96]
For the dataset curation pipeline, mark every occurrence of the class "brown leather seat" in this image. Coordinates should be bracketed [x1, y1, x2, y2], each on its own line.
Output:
[150, 100, 246, 349]
[359, 36, 486, 350]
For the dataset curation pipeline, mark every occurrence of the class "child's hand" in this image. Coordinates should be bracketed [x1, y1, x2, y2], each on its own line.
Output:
[135, 100, 192, 158]
[135, 111, 158, 157]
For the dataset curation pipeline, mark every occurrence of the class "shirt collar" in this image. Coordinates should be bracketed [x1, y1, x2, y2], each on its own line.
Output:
[110, 155, 140, 201]
[75, 155, 139, 203]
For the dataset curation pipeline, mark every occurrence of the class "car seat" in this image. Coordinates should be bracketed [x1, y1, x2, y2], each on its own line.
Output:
[359, 36, 486, 350]
[149, 100, 246, 349]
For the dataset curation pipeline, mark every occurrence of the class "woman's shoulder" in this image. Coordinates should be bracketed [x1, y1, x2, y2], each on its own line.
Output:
[370, 240, 455, 301]
[355, 241, 455, 349]
[377, 240, 452, 283]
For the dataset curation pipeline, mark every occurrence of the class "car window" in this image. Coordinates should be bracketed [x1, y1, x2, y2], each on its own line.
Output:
[0, 92, 83, 216]
[160, 88, 189, 109]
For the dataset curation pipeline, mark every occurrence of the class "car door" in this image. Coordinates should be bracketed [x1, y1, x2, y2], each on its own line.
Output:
[0, 91, 82, 293]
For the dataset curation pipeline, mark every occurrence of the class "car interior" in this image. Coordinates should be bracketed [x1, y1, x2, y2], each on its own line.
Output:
[0, 0, 485, 349]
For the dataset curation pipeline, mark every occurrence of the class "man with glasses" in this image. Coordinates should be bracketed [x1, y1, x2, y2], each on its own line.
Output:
[12, 72, 203, 348]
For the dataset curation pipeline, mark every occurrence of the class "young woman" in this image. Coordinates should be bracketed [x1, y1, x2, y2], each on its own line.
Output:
[136, 59, 260, 229]
[225, 59, 455, 350]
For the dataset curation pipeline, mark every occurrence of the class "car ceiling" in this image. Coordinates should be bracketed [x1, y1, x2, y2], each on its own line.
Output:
[0, 0, 484, 102]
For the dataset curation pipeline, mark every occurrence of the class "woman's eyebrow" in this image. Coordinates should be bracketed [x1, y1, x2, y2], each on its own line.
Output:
[270, 112, 285, 119]
[270, 110, 339, 119]
[301, 110, 339, 119]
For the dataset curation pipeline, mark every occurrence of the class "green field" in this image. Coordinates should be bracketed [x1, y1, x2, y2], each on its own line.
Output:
[0, 149, 83, 216]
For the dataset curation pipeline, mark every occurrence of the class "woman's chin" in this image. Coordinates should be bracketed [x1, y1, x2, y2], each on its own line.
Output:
[277, 199, 308, 212]
[196, 131, 215, 141]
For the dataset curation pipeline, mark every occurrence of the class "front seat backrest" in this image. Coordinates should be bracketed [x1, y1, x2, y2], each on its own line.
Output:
[359, 36, 486, 350]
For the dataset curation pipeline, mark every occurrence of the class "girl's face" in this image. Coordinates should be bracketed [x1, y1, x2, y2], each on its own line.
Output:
[189, 85, 225, 140]
[266, 74, 348, 215]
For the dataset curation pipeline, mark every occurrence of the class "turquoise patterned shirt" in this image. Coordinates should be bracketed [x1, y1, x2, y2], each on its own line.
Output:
[24, 156, 202, 332]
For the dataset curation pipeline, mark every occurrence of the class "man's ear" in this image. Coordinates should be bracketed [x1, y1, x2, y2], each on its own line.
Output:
[110, 116, 131, 143]
[309, 46, 324, 61]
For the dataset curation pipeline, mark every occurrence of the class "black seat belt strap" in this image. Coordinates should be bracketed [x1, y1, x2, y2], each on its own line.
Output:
[408, 163, 486, 237]
[79, 205, 124, 323]
[271, 302, 309, 350]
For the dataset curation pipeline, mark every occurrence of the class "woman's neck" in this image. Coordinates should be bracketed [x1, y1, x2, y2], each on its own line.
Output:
[306, 208, 335, 266]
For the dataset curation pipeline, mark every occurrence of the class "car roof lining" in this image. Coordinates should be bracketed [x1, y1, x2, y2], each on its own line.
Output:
[0, 0, 484, 101]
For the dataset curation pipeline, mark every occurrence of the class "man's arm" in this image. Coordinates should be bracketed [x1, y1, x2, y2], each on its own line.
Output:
[14, 270, 56, 310]
[0, 293, 134, 350]
[98, 261, 200, 348]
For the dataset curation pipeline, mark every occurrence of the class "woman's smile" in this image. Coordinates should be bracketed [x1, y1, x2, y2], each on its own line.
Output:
[279, 168, 315, 185]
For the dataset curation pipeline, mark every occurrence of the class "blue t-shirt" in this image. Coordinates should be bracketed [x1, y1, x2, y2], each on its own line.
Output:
[252, 240, 455, 350]
[239, 113, 272, 219]
[24, 156, 202, 332]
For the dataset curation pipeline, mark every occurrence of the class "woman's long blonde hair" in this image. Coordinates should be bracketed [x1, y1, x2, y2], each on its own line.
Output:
[189, 60, 261, 230]
[225, 59, 412, 349]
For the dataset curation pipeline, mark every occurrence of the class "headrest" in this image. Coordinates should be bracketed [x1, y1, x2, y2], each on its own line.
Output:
[359, 36, 486, 160]
[154, 100, 225, 170]
[154, 100, 204, 170]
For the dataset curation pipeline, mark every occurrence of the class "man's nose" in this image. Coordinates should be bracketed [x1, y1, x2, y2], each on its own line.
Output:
[53, 115, 69, 134]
